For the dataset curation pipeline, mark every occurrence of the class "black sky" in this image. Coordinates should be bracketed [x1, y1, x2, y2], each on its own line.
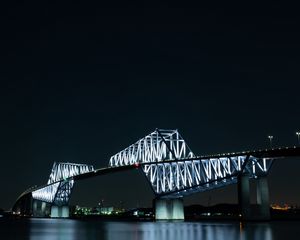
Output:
[1, 1, 300, 210]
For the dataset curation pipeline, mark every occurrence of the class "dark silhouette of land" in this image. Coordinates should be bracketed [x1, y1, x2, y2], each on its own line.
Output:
[2, 204, 300, 221]
[184, 204, 300, 221]
[70, 204, 300, 221]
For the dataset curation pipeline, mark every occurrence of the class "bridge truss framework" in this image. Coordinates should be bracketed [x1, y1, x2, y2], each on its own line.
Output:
[14, 128, 300, 219]
[109, 129, 273, 198]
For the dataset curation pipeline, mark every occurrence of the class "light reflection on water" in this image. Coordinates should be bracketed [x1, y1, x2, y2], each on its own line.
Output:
[1, 218, 294, 240]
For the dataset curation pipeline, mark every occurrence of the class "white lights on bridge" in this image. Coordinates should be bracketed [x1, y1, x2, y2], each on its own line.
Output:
[108, 129, 273, 197]
[109, 129, 195, 167]
[142, 155, 272, 197]
[32, 162, 94, 205]
[29, 129, 275, 205]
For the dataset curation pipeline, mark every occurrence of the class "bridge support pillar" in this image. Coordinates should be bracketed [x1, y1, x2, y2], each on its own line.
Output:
[50, 206, 69, 218]
[154, 198, 184, 220]
[256, 176, 270, 220]
[32, 200, 48, 217]
[238, 174, 251, 221]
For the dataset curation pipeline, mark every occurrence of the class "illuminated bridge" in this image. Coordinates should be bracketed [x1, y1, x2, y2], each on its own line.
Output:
[13, 129, 300, 220]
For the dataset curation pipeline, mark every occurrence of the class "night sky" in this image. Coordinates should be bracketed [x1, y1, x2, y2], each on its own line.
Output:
[1, 1, 300, 210]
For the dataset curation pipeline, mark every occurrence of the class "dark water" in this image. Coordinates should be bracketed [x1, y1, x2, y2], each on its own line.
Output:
[0, 218, 299, 240]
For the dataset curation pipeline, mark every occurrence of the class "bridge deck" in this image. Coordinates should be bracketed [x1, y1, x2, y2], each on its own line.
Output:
[15, 146, 300, 205]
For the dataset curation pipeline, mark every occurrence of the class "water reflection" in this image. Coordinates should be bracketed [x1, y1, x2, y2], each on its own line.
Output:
[104, 221, 272, 240]
[0, 218, 287, 240]
[239, 222, 272, 240]
[29, 219, 84, 240]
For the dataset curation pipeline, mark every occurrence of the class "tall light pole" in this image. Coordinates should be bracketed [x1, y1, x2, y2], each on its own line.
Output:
[268, 135, 273, 148]
[296, 132, 300, 146]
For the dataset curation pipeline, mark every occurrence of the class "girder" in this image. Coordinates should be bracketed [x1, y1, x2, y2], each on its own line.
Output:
[108, 129, 274, 198]
[142, 156, 273, 198]
[109, 129, 195, 167]
[32, 162, 94, 205]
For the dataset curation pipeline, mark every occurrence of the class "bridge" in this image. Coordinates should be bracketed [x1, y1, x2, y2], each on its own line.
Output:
[13, 129, 300, 220]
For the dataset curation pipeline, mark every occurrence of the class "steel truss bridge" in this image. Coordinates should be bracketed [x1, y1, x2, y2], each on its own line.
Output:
[13, 129, 300, 215]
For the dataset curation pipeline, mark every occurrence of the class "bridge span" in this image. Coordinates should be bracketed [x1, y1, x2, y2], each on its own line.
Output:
[13, 129, 300, 221]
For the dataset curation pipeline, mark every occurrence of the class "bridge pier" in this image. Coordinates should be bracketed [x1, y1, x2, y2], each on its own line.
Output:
[154, 198, 184, 220]
[256, 176, 270, 220]
[32, 200, 48, 217]
[50, 205, 69, 218]
[238, 174, 270, 221]
[238, 174, 251, 220]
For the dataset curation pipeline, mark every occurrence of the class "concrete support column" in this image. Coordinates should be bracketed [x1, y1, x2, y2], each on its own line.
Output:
[154, 198, 184, 220]
[50, 206, 69, 218]
[32, 200, 47, 217]
[256, 176, 270, 220]
[238, 174, 251, 220]
[41, 202, 46, 214]
[155, 198, 184, 220]
[32, 200, 38, 216]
